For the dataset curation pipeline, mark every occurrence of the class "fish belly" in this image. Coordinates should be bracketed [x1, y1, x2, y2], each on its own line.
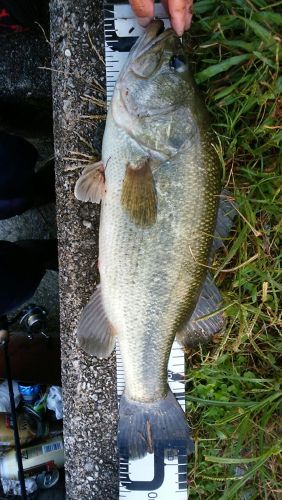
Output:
[99, 118, 220, 403]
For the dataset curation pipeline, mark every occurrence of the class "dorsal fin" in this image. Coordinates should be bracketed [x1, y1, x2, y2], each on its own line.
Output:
[211, 189, 237, 254]
[177, 190, 237, 347]
[176, 273, 225, 347]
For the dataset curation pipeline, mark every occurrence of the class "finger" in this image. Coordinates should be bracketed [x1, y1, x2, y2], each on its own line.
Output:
[167, 0, 189, 36]
[129, 0, 154, 26]
[184, 0, 193, 30]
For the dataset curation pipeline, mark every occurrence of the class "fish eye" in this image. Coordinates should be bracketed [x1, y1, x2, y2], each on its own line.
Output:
[169, 55, 187, 73]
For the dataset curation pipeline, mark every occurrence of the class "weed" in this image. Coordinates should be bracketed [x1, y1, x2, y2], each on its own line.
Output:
[185, 1, 282, 498]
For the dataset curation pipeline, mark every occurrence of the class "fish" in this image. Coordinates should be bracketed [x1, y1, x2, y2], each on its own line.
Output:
[74, 20, 235, 459]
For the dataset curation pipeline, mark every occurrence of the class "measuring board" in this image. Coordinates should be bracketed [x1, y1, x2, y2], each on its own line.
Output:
[116, 342, 187, 499]
[103, 3, 189, 499]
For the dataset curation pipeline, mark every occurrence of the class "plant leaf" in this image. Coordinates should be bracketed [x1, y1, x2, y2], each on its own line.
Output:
[195, 55, 251, 83]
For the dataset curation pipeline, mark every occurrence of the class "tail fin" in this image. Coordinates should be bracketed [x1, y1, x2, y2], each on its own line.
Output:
[118, 390, 194, 459]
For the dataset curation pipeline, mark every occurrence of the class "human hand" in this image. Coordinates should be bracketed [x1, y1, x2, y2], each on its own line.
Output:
[129, 0, 193, 36]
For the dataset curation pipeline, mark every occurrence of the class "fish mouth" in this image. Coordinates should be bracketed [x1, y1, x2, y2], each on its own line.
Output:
[112, 21, 180, 152]
[132, 20, 177, 59]
[118, 21, 177, 79]
[142, 19, 166, 40]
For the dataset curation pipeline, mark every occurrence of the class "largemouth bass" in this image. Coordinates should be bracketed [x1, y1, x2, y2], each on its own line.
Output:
[74, 21, 234, 459]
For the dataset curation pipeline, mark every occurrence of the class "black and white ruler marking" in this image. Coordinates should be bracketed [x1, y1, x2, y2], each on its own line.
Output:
[104, 2, 170, 102]
[104, 3, 188, 498]
[116, 342, 188, 499]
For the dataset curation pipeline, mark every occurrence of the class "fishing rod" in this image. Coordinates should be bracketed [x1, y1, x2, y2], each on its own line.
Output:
[0, 306, 49, 498]
[0, 318, 27, 500]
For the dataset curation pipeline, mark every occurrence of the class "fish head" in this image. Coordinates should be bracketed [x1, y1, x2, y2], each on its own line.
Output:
[112, 20, 200, 159]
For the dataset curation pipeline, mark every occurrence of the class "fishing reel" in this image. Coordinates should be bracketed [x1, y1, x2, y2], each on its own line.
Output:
[9, 304, 49, 340]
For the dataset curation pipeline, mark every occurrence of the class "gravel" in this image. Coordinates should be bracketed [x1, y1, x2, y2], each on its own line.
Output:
[50, 1, 118, 498]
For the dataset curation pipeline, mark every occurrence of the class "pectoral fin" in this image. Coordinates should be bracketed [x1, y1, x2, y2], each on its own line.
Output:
[77, 285, 116, 358]
[74, 161, 105, 203]
[121, 159, 157, 227]
[176, 274, 225, 348]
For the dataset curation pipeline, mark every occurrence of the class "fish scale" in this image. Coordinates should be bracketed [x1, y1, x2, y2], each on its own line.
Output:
[101, 9, 196, 495]
[99, 17, 219, 465]
[74, 3, 225, 498]
[100, 114, 219, 402]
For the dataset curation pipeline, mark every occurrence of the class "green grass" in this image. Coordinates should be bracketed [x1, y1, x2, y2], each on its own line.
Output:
[184, 1, 282, 498]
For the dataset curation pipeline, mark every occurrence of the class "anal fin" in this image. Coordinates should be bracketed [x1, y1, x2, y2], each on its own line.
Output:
[76, 285, 116, 358]
[176, 274, 225, 348]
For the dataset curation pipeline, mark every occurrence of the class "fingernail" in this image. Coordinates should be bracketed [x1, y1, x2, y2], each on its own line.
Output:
[137, 16, 153, 27]
[172, 18, 185, 37]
